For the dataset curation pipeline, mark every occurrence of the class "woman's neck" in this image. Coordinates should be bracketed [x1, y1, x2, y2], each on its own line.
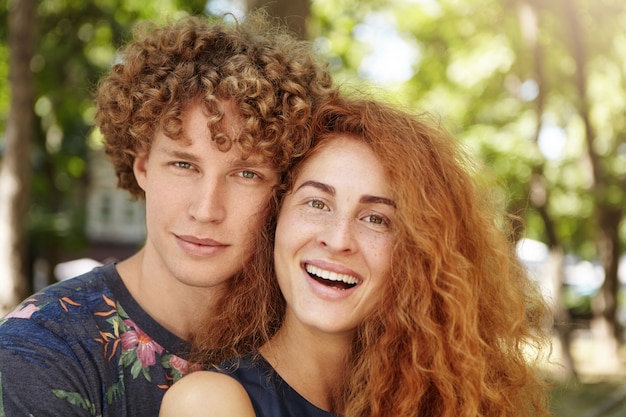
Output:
[259, 319, 353, 413]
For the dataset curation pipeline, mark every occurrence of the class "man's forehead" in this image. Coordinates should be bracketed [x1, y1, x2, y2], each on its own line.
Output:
[158, 137, 271, 163]
[229, 150, 273, 168]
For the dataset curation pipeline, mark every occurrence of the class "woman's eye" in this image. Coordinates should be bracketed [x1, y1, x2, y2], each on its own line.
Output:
[308, 200, 327, 210]
[364, 214, 385, 225]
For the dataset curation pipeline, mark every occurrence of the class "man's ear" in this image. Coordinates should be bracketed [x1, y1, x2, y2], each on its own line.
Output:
[133, 150, 149, 192]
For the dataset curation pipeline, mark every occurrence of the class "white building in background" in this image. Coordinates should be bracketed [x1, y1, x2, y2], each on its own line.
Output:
[86, 148, 146, 244]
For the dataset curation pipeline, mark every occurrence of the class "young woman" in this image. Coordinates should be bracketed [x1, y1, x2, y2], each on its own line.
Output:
[160, 96, 552, 417]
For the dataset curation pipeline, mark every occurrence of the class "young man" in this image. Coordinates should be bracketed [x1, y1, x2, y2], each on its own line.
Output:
[0, 12, 333, 416]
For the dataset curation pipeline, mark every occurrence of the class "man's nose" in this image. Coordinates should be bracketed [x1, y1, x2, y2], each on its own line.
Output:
[188, 177, 227, 223]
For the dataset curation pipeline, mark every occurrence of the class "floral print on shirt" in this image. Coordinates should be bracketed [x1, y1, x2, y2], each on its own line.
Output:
[0, 266, 197, 416]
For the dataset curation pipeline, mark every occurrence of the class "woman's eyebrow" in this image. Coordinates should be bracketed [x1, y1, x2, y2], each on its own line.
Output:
[361, 195, 396, 208]
[296, 180, 396, 207]
[295, 180, 335, 195]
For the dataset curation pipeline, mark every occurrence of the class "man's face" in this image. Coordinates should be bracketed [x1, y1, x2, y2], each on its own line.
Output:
[133, 101, 278, 289]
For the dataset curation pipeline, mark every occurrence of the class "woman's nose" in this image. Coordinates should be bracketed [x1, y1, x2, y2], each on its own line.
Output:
[316, 214, 357, 253]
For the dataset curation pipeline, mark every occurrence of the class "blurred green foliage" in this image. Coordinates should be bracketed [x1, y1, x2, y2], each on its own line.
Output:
[1, 0, 625, 295]
[309, 0, 626, 262]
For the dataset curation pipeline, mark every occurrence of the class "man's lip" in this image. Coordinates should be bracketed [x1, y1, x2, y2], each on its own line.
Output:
[175, 235, 227, 247]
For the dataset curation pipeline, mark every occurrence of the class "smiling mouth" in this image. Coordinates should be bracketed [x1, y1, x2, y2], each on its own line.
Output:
[305, 264, 358, 290]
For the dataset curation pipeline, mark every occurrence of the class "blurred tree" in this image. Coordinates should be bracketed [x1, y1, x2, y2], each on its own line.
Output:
[0, 0, 37, 313]
[557, 0, 626, 363]
[511, 0, 576, 378]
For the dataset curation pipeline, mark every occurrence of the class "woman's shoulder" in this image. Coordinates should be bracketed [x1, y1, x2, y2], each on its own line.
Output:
[160, 371, 255, 417]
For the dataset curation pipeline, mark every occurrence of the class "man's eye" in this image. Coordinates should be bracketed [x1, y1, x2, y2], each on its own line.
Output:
[308, 200, 327, 210]
[174, 162, 193, 169]
[239, 171, 258, 179]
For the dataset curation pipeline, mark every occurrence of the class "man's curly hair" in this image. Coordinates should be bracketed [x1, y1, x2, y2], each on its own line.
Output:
[94, 11, 334, 198]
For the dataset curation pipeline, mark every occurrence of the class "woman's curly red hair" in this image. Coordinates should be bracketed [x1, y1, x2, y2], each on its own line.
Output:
[192, 95, 552, 417]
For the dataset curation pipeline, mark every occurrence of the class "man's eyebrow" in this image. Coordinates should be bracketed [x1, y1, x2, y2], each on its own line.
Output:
[160, 147, 273, 169]
[230, 156, 273, 169]
[296, 180, 396, 208]
[163, 149, 201, 163]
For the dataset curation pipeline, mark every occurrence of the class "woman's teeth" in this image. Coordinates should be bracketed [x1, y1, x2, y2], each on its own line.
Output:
[305, 264, 358, 286]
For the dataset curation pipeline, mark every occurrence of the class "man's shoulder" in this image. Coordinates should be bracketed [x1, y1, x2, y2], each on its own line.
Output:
[0, 262, 174, 417]
[40, 262, 114, 297]
[0, 263, 121, 332]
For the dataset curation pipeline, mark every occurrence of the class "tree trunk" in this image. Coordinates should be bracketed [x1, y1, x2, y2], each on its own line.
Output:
[561, 0, 624, 356]
[595, 208, 623, 342]
[0, 0, 37, 314]
[517, 1, 578, 379]
[246, 0, 311, 39]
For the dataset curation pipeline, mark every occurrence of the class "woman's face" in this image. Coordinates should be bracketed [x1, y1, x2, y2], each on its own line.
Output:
[274, 135, 395, 337]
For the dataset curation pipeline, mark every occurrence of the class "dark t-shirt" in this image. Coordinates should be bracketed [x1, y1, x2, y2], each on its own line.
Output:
[0, 263, 195, 416]
[216, 355, 339, 417]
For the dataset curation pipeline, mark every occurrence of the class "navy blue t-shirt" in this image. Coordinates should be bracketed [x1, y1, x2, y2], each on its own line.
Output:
[216, 355, 339, 417]
[0, 263, 195, 416]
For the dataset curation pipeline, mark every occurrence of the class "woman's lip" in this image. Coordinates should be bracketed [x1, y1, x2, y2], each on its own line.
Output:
[302, 260, 361, 281]
[301, 259, 363, 292]
[301, 262, 361, 298]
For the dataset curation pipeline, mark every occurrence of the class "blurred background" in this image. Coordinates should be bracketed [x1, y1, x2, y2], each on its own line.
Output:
[1, 0, 626, 414]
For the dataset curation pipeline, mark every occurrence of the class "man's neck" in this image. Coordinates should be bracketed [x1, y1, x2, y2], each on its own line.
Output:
[115, 250, 223, 341]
